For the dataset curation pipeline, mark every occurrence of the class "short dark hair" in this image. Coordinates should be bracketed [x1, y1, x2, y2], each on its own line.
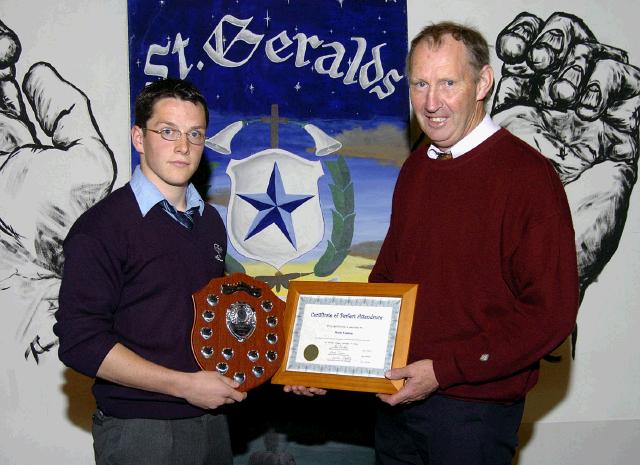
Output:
[134, 78, 209, 127]
[408, 21, 493, 100]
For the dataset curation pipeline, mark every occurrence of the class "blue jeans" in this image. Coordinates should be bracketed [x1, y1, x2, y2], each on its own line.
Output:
[92, 410, 232, 465]
[375, 395, 525, 465]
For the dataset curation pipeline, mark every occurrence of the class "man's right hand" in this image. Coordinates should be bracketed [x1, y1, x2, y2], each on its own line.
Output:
[180, 370, 247, 409]
[97, 343, 246, 410]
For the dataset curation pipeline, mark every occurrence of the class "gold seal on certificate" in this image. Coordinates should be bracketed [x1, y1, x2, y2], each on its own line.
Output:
[191, 273, 285, 392]
[303, 344, 320, 361]
[272, 281, 417, 394]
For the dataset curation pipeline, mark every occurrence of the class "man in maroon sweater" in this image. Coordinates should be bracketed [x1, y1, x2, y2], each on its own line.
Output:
[369, 22, 579, 464]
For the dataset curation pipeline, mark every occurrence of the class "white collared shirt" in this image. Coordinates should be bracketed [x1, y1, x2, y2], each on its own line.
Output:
[426, 114, 500, 159]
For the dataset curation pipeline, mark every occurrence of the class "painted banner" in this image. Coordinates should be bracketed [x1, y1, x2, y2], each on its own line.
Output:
[128, 0, 410, 293]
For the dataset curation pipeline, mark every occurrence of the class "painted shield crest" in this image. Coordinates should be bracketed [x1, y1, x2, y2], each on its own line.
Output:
[226, 149, 324, 269]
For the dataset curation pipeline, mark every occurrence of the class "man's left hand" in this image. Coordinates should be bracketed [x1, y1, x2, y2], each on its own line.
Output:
[377, 359, 439, 406]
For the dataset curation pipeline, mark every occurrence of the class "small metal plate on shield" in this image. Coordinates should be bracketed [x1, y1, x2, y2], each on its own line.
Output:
[201, 346, 213, 359]
[191, 272, 286, 392]
[216, 362, 228, 374]
[248, 350, 259, 362]
[226, 302, 256, 342]
[222, 347, 234, 360]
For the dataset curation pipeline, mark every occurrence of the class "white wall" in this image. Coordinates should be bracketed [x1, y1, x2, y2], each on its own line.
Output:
[1, 1, 638, 464]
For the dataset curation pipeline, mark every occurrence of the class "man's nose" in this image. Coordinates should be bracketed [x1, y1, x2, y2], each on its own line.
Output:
[424, 88, 441, 112]
[174, 132, 190, 154]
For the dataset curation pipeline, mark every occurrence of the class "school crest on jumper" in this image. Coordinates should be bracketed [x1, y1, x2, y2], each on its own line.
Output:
[226, 149, 324, 269]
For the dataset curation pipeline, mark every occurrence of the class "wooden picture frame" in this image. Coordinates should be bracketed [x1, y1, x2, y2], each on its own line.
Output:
[272, 281, 417, 394]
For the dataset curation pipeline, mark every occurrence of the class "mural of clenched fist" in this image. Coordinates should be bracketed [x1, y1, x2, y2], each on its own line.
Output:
[0, 19, 116, 362]
[491, 12, 639, 305]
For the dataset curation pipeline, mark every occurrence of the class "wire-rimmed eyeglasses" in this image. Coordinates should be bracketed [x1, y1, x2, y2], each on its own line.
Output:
[142, 127, 206, 145]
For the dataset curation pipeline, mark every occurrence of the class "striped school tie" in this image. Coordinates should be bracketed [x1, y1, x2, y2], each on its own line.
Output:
[160, 200, 197, 230]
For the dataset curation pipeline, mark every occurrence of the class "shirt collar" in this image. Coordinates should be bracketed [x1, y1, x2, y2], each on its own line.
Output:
[427, 114, 500, 159]
[130, 165, 205, 217]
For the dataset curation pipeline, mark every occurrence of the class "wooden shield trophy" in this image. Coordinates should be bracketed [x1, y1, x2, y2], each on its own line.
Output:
[191, 273, 285, 392]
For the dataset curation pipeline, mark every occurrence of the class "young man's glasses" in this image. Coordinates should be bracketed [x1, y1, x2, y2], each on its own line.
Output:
[142, 127, 206, 145]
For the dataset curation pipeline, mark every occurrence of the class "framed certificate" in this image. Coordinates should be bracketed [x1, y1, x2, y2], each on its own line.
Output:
[272, 281, 417, 394]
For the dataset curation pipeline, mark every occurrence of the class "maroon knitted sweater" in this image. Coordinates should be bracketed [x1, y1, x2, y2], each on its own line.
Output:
[370, 129, 579, 402]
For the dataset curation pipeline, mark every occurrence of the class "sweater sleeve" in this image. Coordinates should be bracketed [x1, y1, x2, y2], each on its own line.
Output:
[434, 168, 580, 389]
[54, 231, 122, 377]
[369, 226, 396, 284]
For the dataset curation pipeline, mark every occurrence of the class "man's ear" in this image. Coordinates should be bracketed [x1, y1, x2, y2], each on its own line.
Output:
[476, 64, 494, 102]
[131, 125, 144, 153]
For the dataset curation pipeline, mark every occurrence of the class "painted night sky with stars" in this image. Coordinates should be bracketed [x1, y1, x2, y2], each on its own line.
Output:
[128, 0, 410, 279]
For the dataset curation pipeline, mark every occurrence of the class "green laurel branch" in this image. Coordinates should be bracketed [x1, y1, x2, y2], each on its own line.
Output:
[314, 156, 355, 277]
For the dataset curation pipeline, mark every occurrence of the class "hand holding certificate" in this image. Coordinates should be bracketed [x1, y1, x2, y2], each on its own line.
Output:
[272, 281, 417, 394]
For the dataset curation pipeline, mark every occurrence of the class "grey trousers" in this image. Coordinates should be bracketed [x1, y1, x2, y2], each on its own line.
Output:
[92, 410, 232, 465]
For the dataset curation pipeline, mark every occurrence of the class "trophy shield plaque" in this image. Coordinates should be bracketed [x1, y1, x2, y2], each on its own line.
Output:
[191, 273, 285, 392]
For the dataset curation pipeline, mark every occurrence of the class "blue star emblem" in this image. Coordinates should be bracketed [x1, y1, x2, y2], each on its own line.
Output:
[237, 162, 314, 248]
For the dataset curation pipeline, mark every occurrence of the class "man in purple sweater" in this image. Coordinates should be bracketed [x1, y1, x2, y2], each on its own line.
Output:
[54, 79, 246, 465]
[369, 22, 579, 464]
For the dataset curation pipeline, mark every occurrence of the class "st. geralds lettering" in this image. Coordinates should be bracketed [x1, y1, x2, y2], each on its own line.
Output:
[143, 14, 403, 100]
